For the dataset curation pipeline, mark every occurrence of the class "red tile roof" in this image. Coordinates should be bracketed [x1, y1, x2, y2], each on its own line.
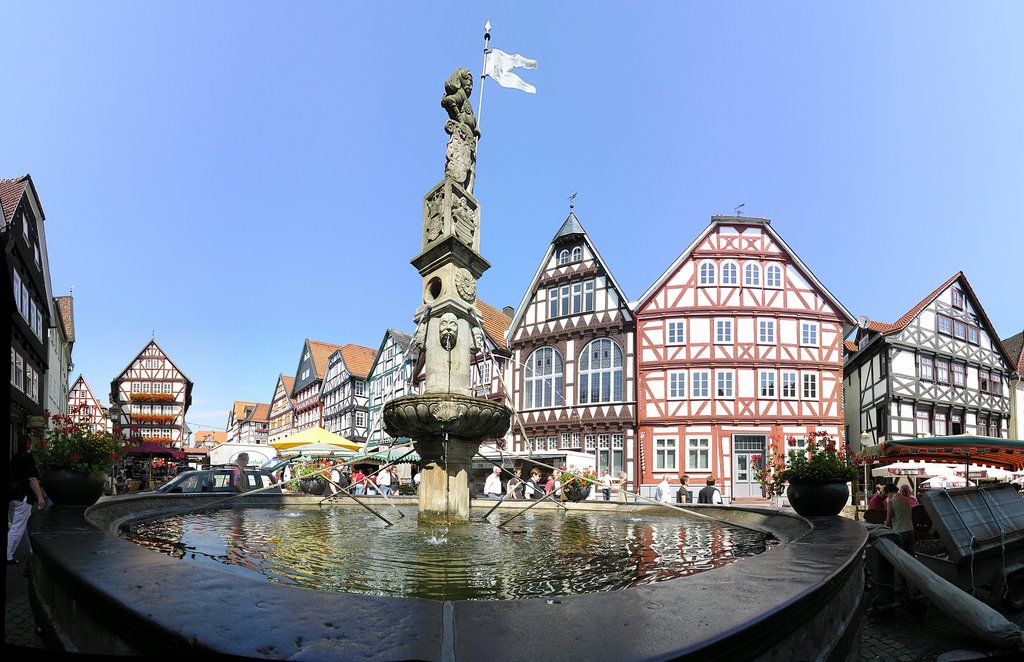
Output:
[1003, 331, 1024, 374]
[844, 340, 858, 353]
[308, 340, 346, 379]
[868, 272, 962, 335]
[232, 401, 257, 421]
[340, 344, 377, 379]
[477, 299, 511, 349]
[54, 296, 75, 342]
[0, 175, 29, 222]
[249, 403, 271, 422]
[194, 431, 227, 445]
[280, 375, 296, 404]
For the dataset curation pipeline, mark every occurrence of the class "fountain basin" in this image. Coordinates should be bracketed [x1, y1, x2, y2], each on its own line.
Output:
[383, 392, 511, 441]
[27, 494, 866, 660]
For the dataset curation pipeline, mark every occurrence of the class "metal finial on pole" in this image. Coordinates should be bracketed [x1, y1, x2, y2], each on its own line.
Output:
[568, 192, 577, 211]
[477, 21, 491, 134]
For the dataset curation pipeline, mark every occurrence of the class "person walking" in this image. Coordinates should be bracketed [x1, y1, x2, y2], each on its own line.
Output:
[506, 467, 523, 500]
[698, 476, 722, 504]
[616, 471, 628, 502]
[233, 453, 250, 493]
[484, 466, 503, 498]
[599, 470, 613, 501]
[676, 475, 691, 504]
[525, 468, 543, 499]
[884, 483, 915, 592]
[8, 436, 46, 565]
[351, 468, 366, 496]
[655, 475, 672, 504]
[377, 465, 393, 496]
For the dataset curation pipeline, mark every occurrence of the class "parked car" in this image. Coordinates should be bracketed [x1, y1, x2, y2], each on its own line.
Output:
[157, 467, 281, 494]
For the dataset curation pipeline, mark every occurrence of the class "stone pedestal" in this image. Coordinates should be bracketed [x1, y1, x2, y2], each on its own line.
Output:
[414, 437, 480, 522]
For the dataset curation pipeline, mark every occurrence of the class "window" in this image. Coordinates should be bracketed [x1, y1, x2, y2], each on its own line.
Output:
[937, 315, 952, 336]
[916, 409, 931, 435]
[919, 355, 934, 381]
[877, 405, 888, 436]
[691, 370, 710, 398]
[785, 438, 809, 468]
[936, 359, 950, 384]
[667, 320, 685, 344]
[800, 322, 819, 346]
[766, 264, 782, 288]
[572, 432, 580, 447]
[699, 261, 716, 285]
[759, 370, 776, 398]
[655, 437, 679, 470]
[301, 369, 310, 380]
[781, 371, 798, 399]
[571, 246, 582, 261]
[990, 418, 999, 438]
[578, 338, 623, 404]
[952, 362, 966, 387]
[952, 288, 964, 309]
[967, 326, 979, 344]
[716, 371, 734, 398]
[979, 370, 990, 393]
[668, 371, 687, 399]
[950, 412, 963, 435]
[142, 382, 151, 393]
[934, 410, 948, 436]
[686, 437, 709, 470]
[744, 263, 761, 286]
[715, 319, 732, 343]
[22, 212, 30, 241]
[548, 436, 558, 451]
[14, 352, 24, 391]
[585, 434, 596, 451]
[549, 280, 594, 318]
[355, 412, 366, 427]
[802, 373, 818, 400]
[758, 319, 775, 344]
[558, 249, 569, 265]
[953, 321, 966, 340]
[561, 432, 570, 448]
[355, 380, 365, 395]
[12, 270, 21, 311]
[721, 261, 738, 285]
[524, 346, 564, 408]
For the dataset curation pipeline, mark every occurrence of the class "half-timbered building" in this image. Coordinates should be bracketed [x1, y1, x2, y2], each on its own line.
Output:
[4, 174, 51, 448]
[268, 374, 296, 444]
[46, 295, 74, 417]
[470, 299, 513, 456]
[506, 212, 636, 481]
[366, 330, 416, 447]
[321, 343, 376, 442]
[845, 272, 1013, 449]
[226, 401, 270, 447]
[1003, 331, 1024, 440]
[110, 340, 193, 448]
[68, 375, 109, 433]
[290, 339, 346, 433]
[635, 216, 855, 501]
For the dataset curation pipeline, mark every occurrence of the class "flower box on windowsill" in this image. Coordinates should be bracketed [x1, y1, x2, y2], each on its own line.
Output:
[129, 392, 176, 403]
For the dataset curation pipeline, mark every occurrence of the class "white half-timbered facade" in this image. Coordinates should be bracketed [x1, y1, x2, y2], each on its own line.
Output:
[110, 340, 193, 447]
[46, 295, 74, 418]
[226, 401, 270, 447]
[1003, 331, 1024, 440]
[366, 330, 416, 447]
[68, 375, 109, 433]
[506, 212, 636, 480]
[291, 339, 346, 433]
[635, 216, 855, 500]
[845, 272, 1013, 449]
[321, 343, 376, 442]
[268, 374, 296, 444]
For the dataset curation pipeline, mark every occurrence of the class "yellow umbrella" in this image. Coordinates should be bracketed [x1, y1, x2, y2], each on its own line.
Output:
[270, 426, 363, 452]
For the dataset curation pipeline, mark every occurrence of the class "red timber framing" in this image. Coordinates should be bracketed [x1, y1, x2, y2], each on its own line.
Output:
[634, 216, 855, 501]
[109, 340, 193, 448]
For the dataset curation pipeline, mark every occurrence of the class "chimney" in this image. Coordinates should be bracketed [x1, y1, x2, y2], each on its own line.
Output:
[503, 306, 514, 318]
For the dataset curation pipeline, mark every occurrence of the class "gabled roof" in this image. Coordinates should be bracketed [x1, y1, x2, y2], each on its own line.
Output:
[508, 211, 633, 336]
[194, 430, 227, 445]
[367, 330, 411, 378]
[247, 403, 271, 423]
[844, 340, 859, 353]
[0, 174, 42, 223]
[112, 340, 194, 390]
[476, 299, 511, 350]
[274, 374, 297, 405]
[634, 216, 856, 327]
[232, 401, 257, 422]
[864, 271, 1014, 368]
[307, 339, 347, 379]
[1002, 331, 1024, 374]
[54, 296, 75, 343]
[339, 343, 377, 379]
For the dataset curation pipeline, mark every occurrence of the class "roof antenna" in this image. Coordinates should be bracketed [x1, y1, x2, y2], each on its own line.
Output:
[568, 191, 577, 211]
[735, 203, 745, 216]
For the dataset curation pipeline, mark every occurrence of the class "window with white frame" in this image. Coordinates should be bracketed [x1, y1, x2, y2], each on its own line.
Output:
[952, 288, 964, 309]
[655, 437, 678, 470]
[142, 382, 151, 393]
[572, 431, 580, 446]
[781, 370, 798, 399]
[766, 264, 782, 288]
[715, 318, 732, 343]
[936, 359, 950, 384]
[758, 319, 775, 344]
[558, 249, 569, 265]
[716, 370, 734, 398]
[524, 346, 564, 408]
[355, 412, 366, 427]
[916, 409, 932, 435]
[686, 437, 710, 470]
[699, 261, 716, 285]
[937, 315, 952, 335]
[967, 326, 979, 344]
[953, 321, 966, 340]
[14, 352, 24, 391]
[355, 380, 365, 395]
[802, 373, 818, 400]
[612, 434, 623, 448]
[667, 320, 685, 344]
[721, 261, 738, 285]
[785, 437, 808, 467]
[585, 434, 596, 451]
[759, 370, 776, 398]
[919, 355, 934, 381]
[668, 370, 687, 398]
[571, 246, 582, 261]
[548, 280, 595, 318]
[691, 370, 710, 398]
[934, 410, 948, 436]
[561, 432, 570, 448]
[744, 263, 760, 286]
[800, 322, 819, 346]
[578, 338, 623, 404]
[952, 362, 966, 387]
[548, 436, 558, 450]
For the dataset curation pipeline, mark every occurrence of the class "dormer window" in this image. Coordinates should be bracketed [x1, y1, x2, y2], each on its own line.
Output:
[558, 249, 570, 265]
[571, 246, 582, 261]
[952, 288, 964, 309]
[699, 261, 716, 285]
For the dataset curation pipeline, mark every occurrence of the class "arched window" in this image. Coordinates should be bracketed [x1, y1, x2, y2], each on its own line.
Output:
[571, 246, 582, 261]
[766, 264, 783, 288]
[721, 261, 738, 285]
[699, 261, 716, 285]
[558, 249, 570, 265]
[524, 347, 564, 409]
[744, 263, 761, 286]
[578, 338, 623, 404]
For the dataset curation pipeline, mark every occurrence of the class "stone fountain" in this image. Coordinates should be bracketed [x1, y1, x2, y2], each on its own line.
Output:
[383, 67, 511, 522]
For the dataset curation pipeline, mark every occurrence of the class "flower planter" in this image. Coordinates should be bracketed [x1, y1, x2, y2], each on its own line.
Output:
[563, 486, 591, 502]
[299, 478, 327, 496]
[40, 469, 106, 507]
[786, 480, 849, 517]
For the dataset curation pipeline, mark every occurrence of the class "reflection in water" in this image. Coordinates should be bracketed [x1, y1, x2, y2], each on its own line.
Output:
[125, 506, 777, 601]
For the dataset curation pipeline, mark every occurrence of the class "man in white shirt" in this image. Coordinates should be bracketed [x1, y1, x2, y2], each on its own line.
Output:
[484, 466, 503, 498]
[376, 466, 393, 496]
[655, 476, 672, 504]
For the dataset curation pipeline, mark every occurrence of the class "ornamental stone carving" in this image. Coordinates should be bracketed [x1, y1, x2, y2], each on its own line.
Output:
[438, 313, 459, 350]
[454, 268, 476, 303]
[450, 194, 477, 248]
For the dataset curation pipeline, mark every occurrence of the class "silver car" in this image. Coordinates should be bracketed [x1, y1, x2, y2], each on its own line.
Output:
[157, 467, 281, 494]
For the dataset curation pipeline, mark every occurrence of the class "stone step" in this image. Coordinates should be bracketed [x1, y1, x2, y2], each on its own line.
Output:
[730, 496, 772, 505]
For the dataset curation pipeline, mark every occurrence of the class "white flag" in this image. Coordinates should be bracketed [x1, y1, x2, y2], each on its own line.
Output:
[483, 48, 538, 94]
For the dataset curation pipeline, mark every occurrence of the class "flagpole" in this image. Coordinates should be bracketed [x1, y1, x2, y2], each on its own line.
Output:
[477, 20, 491, 136]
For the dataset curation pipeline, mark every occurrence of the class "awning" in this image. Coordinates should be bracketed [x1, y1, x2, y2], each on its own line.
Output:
[860, 436, 1024, 472]
[349, 445, 420, 465]
[270, 427, 363, 452]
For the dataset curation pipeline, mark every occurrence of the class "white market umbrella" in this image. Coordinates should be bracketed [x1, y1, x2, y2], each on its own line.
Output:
[919, 475, 975, 490]
[270, 427, 362, 452]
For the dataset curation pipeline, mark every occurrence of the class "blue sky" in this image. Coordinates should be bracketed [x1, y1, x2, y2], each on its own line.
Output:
[4, 2, 1020, 433]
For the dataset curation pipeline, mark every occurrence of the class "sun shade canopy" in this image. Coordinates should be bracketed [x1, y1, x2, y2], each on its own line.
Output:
[861, 436, 1024, 472]
[269, 426, 363, 452]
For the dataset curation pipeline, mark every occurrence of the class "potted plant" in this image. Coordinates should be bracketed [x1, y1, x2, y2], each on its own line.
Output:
[755, 431, 857, 517]
[35, 408, 127, 506]
[295, 462, 329, 496]
[558, 466, 597, 502]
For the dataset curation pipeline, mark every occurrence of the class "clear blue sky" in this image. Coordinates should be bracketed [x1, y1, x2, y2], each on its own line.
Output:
[3, 2, 1020, 433]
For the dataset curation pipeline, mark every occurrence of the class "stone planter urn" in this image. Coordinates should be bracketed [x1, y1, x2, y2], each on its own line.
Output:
[562, 485, 591, 502]
[299, 478, 327, 496]
[40, 469, 105, 507]
[786, 480, 849, 517]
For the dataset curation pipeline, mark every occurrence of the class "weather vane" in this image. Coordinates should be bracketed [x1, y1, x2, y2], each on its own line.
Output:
[568, 191, 577, 210]
[735, 203, 745, 216]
